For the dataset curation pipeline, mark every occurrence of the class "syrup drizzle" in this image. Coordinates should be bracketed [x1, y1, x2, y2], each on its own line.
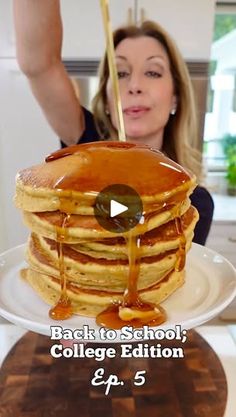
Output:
[49, 213, 73, 320]
[96, 229, 167, 329]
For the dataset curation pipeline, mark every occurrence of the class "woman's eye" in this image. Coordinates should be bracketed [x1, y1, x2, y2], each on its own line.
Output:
[117, 71, 129, 79]
[146, 71, 161, 78]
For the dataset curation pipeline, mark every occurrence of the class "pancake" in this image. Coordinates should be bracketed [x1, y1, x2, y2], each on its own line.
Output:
[75, 206, 198, 258]
[22, 197, 192, 241]
[21, 267, 185, 317]
[15, 141, 198, 328]
[26, 231, 193, 292]
[15, 142, 196, 214]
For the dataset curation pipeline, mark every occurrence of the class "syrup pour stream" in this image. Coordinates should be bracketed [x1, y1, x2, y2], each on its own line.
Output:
[49, 213, 72, 320]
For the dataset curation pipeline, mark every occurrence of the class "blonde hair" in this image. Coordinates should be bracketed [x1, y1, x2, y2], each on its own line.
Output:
[92, 20, 202, 179]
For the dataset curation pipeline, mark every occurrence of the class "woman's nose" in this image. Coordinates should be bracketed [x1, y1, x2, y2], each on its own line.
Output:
[129, 86, 142, 94]
[128, 75, 143, 95]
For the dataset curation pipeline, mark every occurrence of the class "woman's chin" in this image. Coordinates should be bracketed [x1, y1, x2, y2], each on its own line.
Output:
[127, 138, 145, 145]
[126, 128, 147, 140]
[126, 131, 163, 149]
[127, 133, 154, 145]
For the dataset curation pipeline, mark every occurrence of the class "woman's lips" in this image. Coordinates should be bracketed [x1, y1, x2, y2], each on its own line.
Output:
[124, 106, 150, 117]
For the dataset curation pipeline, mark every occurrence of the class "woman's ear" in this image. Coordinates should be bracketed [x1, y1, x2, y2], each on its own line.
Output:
[170, 95, 178, 115]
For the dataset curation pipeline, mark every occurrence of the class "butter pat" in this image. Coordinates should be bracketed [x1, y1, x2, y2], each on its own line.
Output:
[118, 306, 161, 321]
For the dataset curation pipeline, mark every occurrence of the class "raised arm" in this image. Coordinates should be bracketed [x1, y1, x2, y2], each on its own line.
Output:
[13, 0, 84, 145]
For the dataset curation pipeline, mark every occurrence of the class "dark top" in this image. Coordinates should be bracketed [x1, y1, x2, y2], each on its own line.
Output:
[61, 107, 214, 246]
[61, 107, 100, 148]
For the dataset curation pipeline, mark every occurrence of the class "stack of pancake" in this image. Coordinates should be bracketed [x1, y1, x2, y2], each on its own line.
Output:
[15, 141, 199, 321]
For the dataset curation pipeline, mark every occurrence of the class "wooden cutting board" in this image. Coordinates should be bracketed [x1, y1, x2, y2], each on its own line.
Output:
[0, 330, 227, 417]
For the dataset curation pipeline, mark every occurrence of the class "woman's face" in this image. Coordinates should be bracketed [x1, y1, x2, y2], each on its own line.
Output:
[106, 36, 177, 148]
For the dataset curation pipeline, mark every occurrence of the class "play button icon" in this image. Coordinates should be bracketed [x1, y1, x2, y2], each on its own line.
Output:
[110, 200, 128, 218]
[94, 184, 143, 233]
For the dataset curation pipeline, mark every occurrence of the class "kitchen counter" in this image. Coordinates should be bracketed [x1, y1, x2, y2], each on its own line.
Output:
[207, 194, 236, 321]
[212, 194, 236, 222]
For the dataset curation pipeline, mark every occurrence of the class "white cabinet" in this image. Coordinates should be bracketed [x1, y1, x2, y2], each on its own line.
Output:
[0, 0, 135, 60]
[61, 0, 215, 60]
[0, 0, 15, 57]
[61, 0, 134, 59]
[0, 60, 59, 253]
[0, 0, 216, 60]
[136, 0, 215, 60]
[0, 2, 59, 253]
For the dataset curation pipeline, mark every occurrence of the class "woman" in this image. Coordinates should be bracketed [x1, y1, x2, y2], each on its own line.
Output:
[13, 0, 213, 245]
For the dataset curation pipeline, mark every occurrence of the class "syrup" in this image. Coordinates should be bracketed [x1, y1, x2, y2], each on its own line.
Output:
[49, 213, 73, 320]
[96, 220, 166, 328]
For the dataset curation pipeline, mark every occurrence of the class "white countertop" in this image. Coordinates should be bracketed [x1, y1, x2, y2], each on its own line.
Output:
[212, 194, 236, 222]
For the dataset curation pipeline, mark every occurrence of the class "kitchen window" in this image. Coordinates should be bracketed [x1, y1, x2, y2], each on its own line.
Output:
[204, 2, 236, 172]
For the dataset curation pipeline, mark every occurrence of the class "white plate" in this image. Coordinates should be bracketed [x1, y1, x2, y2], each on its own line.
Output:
[0, 243, 236, 342]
